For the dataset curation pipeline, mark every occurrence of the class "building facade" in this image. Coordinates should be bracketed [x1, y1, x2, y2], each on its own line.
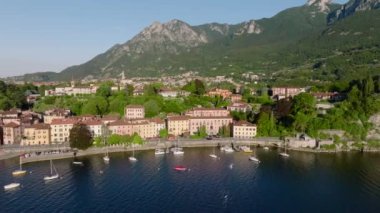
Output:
[3, 122, 21, 145]
[167, 116, 190, 136]
[50, 119, 77, 144]
[233, 121, 257, 139]
[189, 117, 233, 136]
[21, 124, 51, 146]
[124, 105, 145, 119]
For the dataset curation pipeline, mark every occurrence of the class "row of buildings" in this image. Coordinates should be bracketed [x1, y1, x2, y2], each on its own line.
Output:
[0, 105, 257, 146]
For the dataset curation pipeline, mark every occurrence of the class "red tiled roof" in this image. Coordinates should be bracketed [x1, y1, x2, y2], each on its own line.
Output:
[51, 118, 78, 125]
[234, 120, 256, 127]
[167, 116, 190, 121]
[4, 122, 20, 128]
[126, 105, 144, 109]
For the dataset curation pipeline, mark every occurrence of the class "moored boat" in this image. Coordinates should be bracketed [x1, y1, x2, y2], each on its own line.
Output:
[4, 183, 20, 190]
[174, 166, 187, 171]
[155, 148, 165, 155]
[249, 156, 260, 163]
[12, 156, 27, 176]
[44, 160, 59, 181]
[209, 154, 218, 158]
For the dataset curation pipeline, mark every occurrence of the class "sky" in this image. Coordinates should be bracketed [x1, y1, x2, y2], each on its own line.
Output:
[0, 0, 347, 78]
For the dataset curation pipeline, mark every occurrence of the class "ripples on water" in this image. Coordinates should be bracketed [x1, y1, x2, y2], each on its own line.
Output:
[1, 148, 380, 212]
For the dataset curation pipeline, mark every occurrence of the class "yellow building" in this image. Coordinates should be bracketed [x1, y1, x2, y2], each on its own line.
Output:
[233, 121, 257, 139]
[167, 116, 190, 136]
[22, 123, 51, 146]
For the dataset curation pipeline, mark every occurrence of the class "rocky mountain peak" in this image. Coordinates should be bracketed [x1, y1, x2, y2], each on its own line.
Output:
[307, 0, 333, 13]
[235, 20, 262, 36]
[328, 0, 380, 24]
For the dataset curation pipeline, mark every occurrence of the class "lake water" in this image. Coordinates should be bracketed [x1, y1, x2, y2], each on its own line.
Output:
[1, 148, 380, 212]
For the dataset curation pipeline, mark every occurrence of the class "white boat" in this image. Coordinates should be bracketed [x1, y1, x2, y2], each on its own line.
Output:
[279, 142, 290, 157]
[4, 183, 20, 190]
[12, 156, 27, 176]
[279, 152, 290, 157]
[209, 154, 218, 158]
[73, 161, 83, 165]
[155, 148, 165, 155]
[240, 146, 253, 153]
[173, 148, 184, 155]
[263, 147, 269, 150]
[222, 146, 234, 153]
[103, 156, 110, 162]
[172, 139, 184, 155]
[129, 156, 138, 161]
[129, 144, 138, 161]
[249, 156, 260, 163]
[44, 160, 59, 181]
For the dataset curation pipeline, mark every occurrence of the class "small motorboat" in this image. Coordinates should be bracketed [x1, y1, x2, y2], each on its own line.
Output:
[72, 161, 83, 165]
[103, 156, 110, 162]
[4, 183, 20, 190]
[240, 146, 253, 153]
[129, 156, 137, 162]
[209, 154, 218, 158]
[263, 147, 269, 150]
[249, 156, 260, 163]
[279, 152, 290, 158]
[174, 166, 187, 171]
[172, 147, 184, 155]
[155, 148, 165, 155]
[12, 170, 27, 176]
[223, 146, 234, 153]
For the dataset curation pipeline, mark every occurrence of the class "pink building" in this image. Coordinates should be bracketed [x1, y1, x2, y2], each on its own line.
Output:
[3, 122, 21, 145]
[125, 105, 145, 119]
[207, 88, 233, 99]
[227, 102, 252, 113]
[189, 116, 233, 136]
[230, 94, 243, 103]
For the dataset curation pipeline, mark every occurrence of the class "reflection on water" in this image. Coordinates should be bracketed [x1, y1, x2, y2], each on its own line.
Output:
[1, 148, 380, 212]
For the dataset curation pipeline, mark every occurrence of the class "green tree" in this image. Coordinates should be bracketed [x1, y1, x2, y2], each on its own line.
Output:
[218, 125, 231, 137]
[96, 83, 112, 98]
[82, 96, 108, 115]
[132, 133, 143, 145]
[144, 99, 161, 117]
[257, 111, 277, 136]
[69, 123, 93, 150]
[159, 129, 169, 139]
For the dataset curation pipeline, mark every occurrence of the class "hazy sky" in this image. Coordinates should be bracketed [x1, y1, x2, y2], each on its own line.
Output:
[0, 0, 347, 78]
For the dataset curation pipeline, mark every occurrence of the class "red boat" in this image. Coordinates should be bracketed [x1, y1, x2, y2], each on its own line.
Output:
[174, 166, 187, 171]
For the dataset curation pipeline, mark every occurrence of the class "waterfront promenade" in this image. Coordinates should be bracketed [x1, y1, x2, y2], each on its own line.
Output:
[0, 137, 283, 163]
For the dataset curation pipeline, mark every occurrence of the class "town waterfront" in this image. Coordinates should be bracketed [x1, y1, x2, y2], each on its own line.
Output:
[1, 147, 380, 212]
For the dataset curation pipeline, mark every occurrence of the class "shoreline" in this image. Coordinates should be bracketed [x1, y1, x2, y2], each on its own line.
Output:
[1, 140, 380, 163]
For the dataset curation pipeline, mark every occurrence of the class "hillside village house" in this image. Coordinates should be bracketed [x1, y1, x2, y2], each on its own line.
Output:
[233, 121, 257, 139]
[230, 94, 243, 103]
[227, 102, 252, 113]
[158, 89, 178, 98]
[270, 87, 305, 100]
[82, 119, 103, 138]
[124, 105, 145, 119]
[3, 122, 21, 145]
[207, 88, 233, 99]
[44, 108, 71, 124]
[185, 107, 230, 117]
[167, 116, 191, 136]
[21, 123, 51, 146]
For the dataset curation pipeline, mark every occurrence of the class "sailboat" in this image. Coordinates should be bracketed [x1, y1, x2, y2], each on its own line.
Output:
[172, 139, 184, 155]
[12, 155, 27, 176]
[103, 146, 110, 162]
[249, 148, 260, 163]
[129, 144, 137, 161]
[279, 141, 290, 157]
[102, 125, 110, 162]
[209, 141, 218, 158]
[44, 160, 59, 181]
[4, 183, 20, 190]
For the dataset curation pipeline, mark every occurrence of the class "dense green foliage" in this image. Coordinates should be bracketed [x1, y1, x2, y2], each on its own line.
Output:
[0, 81, 34, 110]
[69, 123, 93, 150]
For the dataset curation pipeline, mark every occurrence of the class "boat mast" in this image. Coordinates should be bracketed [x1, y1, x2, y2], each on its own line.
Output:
[50, 160, 53, 175]
[19, 156, 22, 170]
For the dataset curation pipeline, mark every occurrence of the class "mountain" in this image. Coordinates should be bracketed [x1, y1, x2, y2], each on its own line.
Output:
[10, 0, 380, 83]
[328, 0, 380, 24]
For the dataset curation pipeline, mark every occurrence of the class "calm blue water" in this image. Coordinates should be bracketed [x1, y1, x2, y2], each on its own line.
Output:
[1, 148, 380, 212]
